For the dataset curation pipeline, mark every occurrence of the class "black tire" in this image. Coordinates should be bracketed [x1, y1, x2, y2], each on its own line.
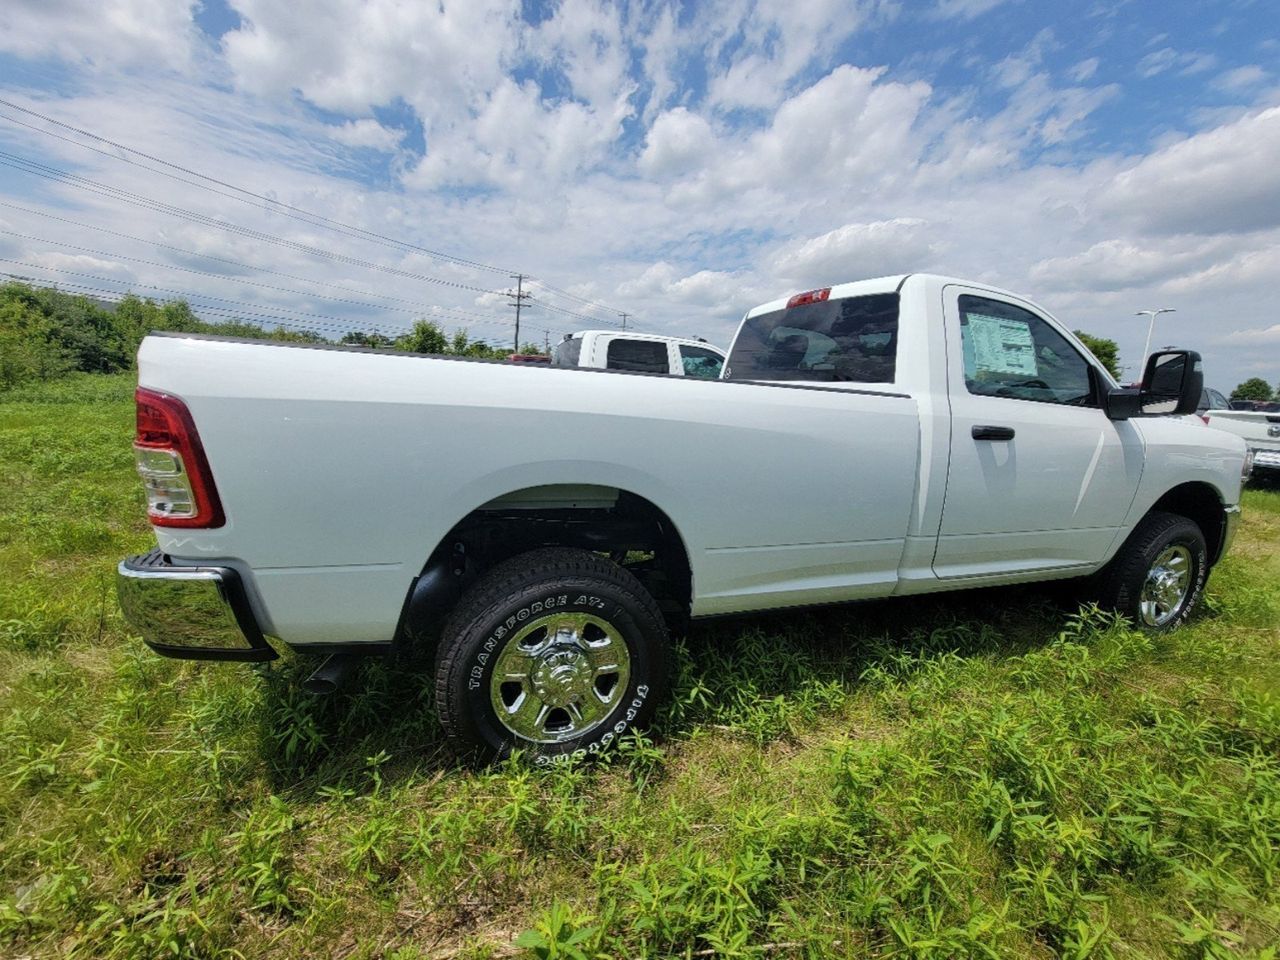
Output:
[1093, 511, 1207, 630]
[434, 547, 669, 763]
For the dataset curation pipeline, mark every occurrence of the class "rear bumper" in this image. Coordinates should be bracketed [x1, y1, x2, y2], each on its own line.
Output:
[117, 550, 277, 661]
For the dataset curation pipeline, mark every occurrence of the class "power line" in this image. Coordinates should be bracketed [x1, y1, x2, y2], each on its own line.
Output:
[0, 98, 511, 277]
[0, 99, 635, 319]
[0, 201, 518, 326]
[4, 258, 561, 346]
[1, 256, 452, 332]
[526, 276, 627, 315]
[5, 268, 524, 348]
[0, 229, 526, 333]
[0, 151, 508, 297]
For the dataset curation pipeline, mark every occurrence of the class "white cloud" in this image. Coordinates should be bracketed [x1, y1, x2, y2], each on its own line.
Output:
[639, 108, 717, 178]
[931, 0, 1014, 20]
[1164, 243, 1280, 296]
[1217, 324, 1280, 345]
[223, 0, 518, 117]
[1097, 106, 1280, 236]
[0, 0, 199, 71]
[326, 119, 401, 151]
[1069, 57, 1100, 82]
[1136, 46, 1216, 79]
[615, 262, 749, 311]
[1211, 65, 1268, 92]
[745, 66, 930, 189]
[702, 0, 881, 111]
[2, 1, 1278, 388]
[775, 219, 936, 287]
[1029, 238, 1239, 293]
[524, 0, 635, 118]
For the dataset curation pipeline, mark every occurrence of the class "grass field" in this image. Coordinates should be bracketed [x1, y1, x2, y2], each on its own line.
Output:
[2, 373, 1278, 959]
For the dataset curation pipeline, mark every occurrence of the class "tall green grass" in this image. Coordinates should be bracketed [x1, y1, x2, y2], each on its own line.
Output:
[1, 376, 1278, 958]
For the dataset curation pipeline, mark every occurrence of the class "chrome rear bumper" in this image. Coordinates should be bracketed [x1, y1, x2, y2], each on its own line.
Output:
[117, 550, 277, 661]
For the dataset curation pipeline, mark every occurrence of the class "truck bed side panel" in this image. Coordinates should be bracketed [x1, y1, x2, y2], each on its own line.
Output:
[140, 336, 920, 641]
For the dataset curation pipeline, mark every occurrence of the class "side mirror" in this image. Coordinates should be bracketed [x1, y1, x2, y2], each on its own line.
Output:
[1104, 349, 1203, 420]
[1140, 350, 1202, 416]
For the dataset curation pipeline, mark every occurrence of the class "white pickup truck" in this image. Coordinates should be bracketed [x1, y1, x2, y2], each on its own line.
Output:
[551, 329, 725, 378]
[1204, 409, 1280, 478]
[118, 274, 1249, 761]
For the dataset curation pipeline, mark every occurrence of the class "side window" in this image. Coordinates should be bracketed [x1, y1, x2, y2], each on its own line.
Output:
[606, 338, 669, 373]
[958, 295, 1095, 406]
[679, 345, 724, 379]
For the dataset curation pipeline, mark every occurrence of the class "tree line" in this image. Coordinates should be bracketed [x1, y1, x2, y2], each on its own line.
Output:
[0, 281, 543, 390]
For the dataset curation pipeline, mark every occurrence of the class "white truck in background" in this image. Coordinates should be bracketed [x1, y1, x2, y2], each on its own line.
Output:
[552, 330, 725, 378]
[1204, 408, 1280, 478]
[117, 274, 1249, 762]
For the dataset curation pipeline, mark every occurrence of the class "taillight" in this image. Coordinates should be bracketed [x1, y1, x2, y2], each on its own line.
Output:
[133, 388, 225, 528]
[787, 288, 831, 309]
[1199, 415, 1210, 424]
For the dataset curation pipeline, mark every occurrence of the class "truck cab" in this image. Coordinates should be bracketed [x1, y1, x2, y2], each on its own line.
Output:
[552, 330, 725, 378]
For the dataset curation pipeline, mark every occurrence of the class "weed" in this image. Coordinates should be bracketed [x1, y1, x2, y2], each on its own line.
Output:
[1, 381, 1279, 958]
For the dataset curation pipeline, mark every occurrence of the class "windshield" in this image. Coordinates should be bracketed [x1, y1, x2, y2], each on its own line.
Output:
[725, 293, 898, 383]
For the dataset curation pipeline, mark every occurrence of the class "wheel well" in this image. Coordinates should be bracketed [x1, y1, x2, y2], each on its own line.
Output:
[1149, 482, 1225, 563]
[400, 487, 693, 644]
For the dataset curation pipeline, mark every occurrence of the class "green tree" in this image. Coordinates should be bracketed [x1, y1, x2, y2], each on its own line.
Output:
[396, 320, 449, 354]
[1230, 377, 1274, 402]
[341, 331, 392, 348]
[0, 292, 72, 389]
[1073, 330, 1122, 380]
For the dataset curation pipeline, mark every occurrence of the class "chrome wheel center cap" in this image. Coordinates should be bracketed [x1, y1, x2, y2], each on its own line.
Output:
[531, 646, 590, 707]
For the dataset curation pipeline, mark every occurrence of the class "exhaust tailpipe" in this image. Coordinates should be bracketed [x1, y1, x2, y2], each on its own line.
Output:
[303, 653, 358, 696]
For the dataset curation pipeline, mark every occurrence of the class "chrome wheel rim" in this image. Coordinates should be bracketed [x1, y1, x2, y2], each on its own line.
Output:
[1139, 545, 1192, 626]
[489, 612, 631, 744]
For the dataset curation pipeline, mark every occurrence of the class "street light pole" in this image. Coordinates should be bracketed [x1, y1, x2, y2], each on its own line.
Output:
[1135, 308, 1176, 367]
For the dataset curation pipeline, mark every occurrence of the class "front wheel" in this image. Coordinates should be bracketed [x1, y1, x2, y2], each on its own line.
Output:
[1094, 511, 1207, 630]
[434, 547, 669, 762]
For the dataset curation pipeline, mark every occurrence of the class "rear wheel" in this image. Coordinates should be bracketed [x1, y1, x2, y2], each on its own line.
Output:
[434, 547, 669, 762]
[1094, 511, 1207, 629]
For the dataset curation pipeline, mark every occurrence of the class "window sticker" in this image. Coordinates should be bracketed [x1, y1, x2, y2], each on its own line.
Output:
[966, 313, 1037, 376]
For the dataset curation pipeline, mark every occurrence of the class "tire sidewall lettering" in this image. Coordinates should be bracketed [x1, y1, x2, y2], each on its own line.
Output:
[463, 592, 654, 758]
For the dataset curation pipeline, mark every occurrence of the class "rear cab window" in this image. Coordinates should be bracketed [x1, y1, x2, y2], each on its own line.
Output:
[725, 293, 899, 383]
[606, 338, 670, 373]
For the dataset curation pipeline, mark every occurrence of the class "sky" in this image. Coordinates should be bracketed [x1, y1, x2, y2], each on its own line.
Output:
[0, 0, 1277, 388]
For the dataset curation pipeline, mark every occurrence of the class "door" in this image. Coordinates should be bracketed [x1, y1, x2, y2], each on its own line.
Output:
[933, 286, 1145, 578]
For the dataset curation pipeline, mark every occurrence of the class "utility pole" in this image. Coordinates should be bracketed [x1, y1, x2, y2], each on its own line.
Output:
[544, 329, 550, 354]
[619, 312, 629, 330]
[508, 273, 531, 352]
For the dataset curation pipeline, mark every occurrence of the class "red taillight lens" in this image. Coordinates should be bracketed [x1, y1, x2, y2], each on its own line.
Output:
[133, 388, 225, 528]
[786, 287, 831, 309]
